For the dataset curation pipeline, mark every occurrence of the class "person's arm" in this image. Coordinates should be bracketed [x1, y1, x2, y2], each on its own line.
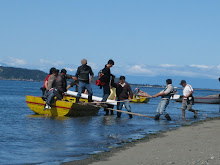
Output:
[89, 67, 94, 83]
[75, 67, 80, 79]
[89, 75, 93, 83]
[67, 81, 76, 90]
[127, 84, 133, 99]
[152, 90, 165, 98]
[44, 80, 48, 90]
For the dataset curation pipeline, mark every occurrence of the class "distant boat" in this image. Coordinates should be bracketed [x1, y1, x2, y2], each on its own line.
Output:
[26, 90, 117, 117]
[173, 94, 220, 104]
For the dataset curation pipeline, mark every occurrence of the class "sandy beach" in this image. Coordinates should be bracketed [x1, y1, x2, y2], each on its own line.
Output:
[63, 117, 220, 165]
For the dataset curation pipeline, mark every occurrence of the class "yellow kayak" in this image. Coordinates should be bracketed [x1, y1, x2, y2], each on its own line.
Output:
[26, 95, 100, 117]
[131, 96, 150, 103]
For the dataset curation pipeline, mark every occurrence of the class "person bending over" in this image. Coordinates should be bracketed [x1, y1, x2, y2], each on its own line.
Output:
[152, 79, 174, 121]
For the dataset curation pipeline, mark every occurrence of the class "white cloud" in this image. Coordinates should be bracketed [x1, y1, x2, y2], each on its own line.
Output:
[7, 57, 26, 66]
[160, 64, 177, 68]
[189, 64, 211, 69]
[65, 67, 76, 72]
[88, 62, 98, 70]
[40, 59, 50, 64]
[40, 59, 64, 67]
[217, 64, 220, 70]
[128, 65, 153, 74]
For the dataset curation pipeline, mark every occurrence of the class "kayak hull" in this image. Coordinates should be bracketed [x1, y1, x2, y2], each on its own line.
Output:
[26, 95, 100, 117]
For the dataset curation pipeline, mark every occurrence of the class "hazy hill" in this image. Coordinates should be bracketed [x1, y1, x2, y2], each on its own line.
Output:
[125, 75, 220, 89]
[0, 66, 48, 81]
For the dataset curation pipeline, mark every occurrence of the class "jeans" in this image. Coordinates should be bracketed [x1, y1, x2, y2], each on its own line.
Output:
[45, 88, 58, 106]
[101, 82, 110, 102]
[77, 81, 93, 98]
[117, 101, 131, 117]
[156, 99, 170, 116]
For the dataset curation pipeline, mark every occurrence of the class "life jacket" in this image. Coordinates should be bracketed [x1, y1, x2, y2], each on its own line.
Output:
[162, 85, 175, 99]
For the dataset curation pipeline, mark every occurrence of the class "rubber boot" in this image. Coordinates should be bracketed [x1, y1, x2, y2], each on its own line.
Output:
[105, 109, 109, 115]
[76, 97, 80, 103]
[117, 112, 121, 118]
[129, 114, 133, 118]
[165, 114, 171, 121]
[154, 114, 160, 120]
[110, 110, 114, 115]
[88, 95, 93, 102]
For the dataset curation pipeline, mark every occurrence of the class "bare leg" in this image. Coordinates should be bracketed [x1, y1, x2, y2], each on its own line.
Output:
[189, 109, 197, 118]
[182, 109, 185, 119]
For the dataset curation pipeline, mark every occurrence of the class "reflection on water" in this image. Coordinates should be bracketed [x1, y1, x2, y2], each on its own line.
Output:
[28, 114, 71, 121]
[0, 80, 219, 164]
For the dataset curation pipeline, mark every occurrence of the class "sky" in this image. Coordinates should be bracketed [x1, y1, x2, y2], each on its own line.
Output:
[0, 0, 220, 87]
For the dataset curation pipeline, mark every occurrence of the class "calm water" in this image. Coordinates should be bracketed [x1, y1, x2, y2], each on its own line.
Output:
[0, 80, 219, 165]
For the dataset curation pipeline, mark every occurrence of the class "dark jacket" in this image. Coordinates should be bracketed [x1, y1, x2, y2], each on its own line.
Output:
[99, 65, 113, 83]
[111, 79, 133, 101]
[47, 74, 56, 90]
[75, 65, 94, 83]
[56, 74, 72, 93]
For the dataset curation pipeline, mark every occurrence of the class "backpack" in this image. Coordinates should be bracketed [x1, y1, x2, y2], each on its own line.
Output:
[95, 69, 106, 87]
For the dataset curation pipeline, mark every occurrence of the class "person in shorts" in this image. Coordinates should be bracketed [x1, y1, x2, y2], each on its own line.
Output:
[180, 80, 197, 119]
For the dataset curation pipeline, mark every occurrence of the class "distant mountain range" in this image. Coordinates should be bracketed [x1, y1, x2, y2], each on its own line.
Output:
[125, 75, 220, 90]
[0, 66, 219, 89]
[0, 66, 48, 81]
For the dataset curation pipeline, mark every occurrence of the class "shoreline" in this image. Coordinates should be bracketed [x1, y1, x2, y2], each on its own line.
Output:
[63, 117, 220, 165]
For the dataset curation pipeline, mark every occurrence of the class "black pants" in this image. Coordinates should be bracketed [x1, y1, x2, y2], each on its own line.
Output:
[104, 104, 114, 115]
[56, 91, 63, 100]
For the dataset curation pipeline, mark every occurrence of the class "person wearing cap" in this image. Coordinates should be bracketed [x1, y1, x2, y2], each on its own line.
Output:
[152, 79, 174, 121]
[75, 59, 94, 102]
[56, 69, 76, 100]
[111, 76, 133, 118]
[180, 80, 197, 119]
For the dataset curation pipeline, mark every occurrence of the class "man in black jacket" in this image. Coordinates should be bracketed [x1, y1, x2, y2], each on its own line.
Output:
[56, 69, 75, 100]
[100, 59, 115, 102]
[75, 59, 94, 102]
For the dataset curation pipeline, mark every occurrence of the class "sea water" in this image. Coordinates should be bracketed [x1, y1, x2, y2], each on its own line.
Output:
[0, 80, 219, 164]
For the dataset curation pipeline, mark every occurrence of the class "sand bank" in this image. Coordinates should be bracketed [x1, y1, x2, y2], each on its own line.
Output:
[63, 118, 220, 165]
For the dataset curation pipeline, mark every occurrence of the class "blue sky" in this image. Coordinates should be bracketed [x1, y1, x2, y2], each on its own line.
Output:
[0, 0, 220, 85]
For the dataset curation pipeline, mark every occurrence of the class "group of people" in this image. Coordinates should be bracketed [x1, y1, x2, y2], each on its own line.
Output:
[152, 79, 197, 121]
[41, 58, 198, 120]
[41, 59, 131, 118]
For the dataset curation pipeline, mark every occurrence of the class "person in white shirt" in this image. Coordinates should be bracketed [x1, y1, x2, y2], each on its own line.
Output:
[180, 80, 197, 119]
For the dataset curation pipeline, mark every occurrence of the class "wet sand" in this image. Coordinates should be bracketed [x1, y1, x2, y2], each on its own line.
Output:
[63, 117, 220, 165]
